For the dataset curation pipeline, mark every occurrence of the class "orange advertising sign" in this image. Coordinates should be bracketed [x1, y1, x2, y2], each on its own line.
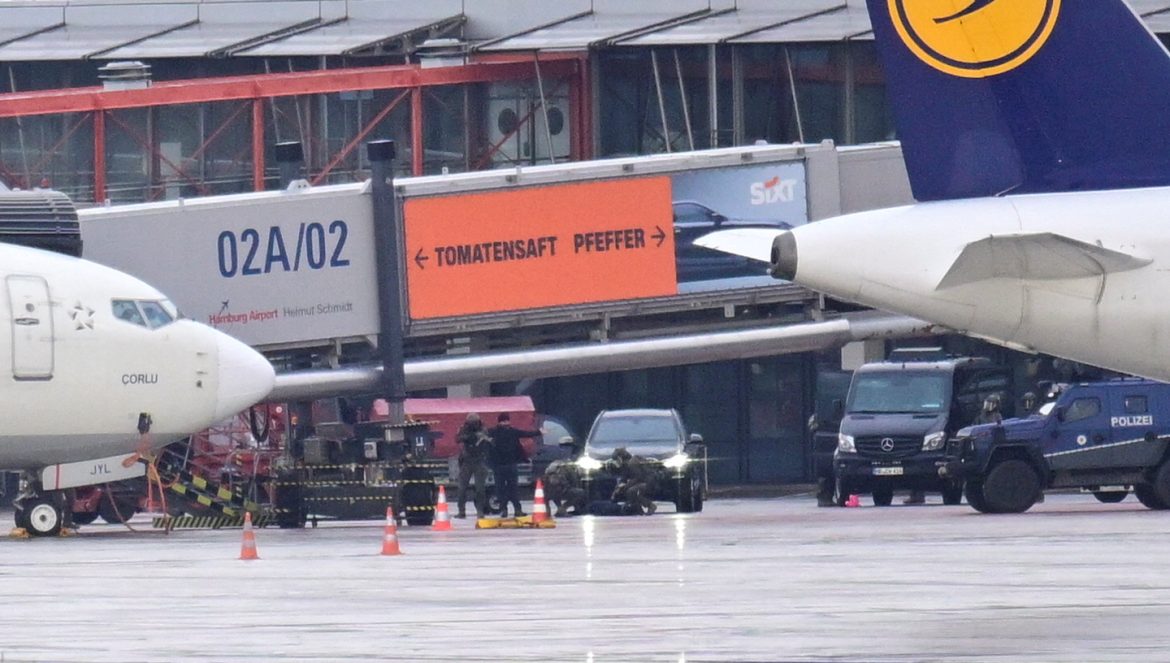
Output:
[403, 177, 676, 319]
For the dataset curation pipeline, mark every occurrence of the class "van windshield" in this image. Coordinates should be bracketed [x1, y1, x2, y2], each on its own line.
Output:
[847, 371, 951, 415]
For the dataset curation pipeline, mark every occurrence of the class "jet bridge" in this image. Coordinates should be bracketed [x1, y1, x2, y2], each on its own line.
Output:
[78, 141, 915, 380]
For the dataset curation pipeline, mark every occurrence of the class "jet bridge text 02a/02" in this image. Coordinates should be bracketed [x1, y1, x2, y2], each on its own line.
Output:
[78, 143, 908, 351]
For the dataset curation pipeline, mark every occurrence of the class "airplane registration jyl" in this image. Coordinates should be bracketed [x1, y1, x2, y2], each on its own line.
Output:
[1, 241, 274, 536]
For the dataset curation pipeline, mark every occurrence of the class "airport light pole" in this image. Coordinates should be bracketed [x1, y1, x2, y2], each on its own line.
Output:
[367, 140, 408, 424]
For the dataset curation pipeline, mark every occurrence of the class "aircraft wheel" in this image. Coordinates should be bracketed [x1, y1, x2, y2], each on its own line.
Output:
[98, 496, 136, 524]
[24, 496, 63, 537]
[1092, 490, 1128, 504]
[72, 511, 100, 525]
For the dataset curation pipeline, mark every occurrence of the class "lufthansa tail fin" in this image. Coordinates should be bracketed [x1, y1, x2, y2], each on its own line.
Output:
[867, 0, 1170, 201]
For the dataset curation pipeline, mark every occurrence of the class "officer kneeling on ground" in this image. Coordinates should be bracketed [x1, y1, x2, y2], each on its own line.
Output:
[608, 447, 660, 515]
[543, 437, 588, 517]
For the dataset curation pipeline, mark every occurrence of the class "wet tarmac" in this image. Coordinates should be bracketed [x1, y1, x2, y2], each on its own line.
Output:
[2, 493, 1169, 662]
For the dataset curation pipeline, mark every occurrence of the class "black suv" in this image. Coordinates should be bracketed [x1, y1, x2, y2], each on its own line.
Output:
[574, 408, 707, 513]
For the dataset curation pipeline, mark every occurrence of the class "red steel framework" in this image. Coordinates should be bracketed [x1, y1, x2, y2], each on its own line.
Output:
[0, 53, 590, 200]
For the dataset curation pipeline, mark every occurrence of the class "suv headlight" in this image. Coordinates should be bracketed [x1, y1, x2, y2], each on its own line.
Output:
[576, 456, 603, 471]
[663, 453, 690, 469]
[922, 431, 947, 451]
[837, 433, 856, 453]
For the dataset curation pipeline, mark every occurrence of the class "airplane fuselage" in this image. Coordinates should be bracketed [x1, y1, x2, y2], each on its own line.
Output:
[789, 186, 1170, 381]
[0, 243, 274, 469]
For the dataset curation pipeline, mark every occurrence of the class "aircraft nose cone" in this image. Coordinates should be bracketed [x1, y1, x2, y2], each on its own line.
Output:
[213, 332, 275, 420]
[769, 231, 798, 281]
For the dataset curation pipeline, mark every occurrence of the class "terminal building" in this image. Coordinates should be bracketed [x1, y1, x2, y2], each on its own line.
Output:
[0, 0, 1141, 484]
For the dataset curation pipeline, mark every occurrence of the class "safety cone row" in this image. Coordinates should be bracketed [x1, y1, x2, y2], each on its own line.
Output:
[432, 485, 452, 531]
[532, 479, 549, 524]
[239, 512, 260, 560]
[845, 494, 861, 508]
[381, 506, 403, 556]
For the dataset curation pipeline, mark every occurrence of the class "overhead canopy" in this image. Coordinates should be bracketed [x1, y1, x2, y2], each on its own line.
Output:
[617, 0, 845, 46]
[477, 0, 713, 51]
[239, 0, 465, 57]
[0, 5, 197, 61]
[96, 1, 336, 59]
[0, 5, 64, 48]
[1133, 0, 1170, 32]
[729, 4, 873, 43]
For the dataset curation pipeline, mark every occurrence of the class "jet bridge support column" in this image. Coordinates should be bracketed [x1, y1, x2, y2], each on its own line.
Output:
[368, 140, 408, 424]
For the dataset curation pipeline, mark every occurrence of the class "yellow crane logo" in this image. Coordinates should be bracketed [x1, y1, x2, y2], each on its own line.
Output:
[888, 0, 1062, 78]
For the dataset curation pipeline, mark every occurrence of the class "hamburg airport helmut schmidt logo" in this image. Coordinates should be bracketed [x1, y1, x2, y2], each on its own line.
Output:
[888, 0, 1062, 78]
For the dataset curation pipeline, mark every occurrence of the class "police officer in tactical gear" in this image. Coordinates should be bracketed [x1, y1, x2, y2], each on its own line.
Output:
[455, 413, 492, 518]
[609, 447, 660, 515]
[542, 437, 587, 517]
[975, 393, 1004, 425]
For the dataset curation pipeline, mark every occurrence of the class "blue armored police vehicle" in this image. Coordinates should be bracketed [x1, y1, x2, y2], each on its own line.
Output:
[942, 379, 1170, 513]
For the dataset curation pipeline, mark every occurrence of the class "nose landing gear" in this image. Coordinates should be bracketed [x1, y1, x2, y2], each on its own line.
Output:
[12, 474, 70, 537]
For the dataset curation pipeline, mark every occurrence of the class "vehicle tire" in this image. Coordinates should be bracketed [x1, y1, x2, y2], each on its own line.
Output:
[400, 465, 435, 527]
[675, 471, 703, 513]
[832, 478, 850, 507]
[1135, 484, 1168, 509]
[1092, 490, 1128, 504]
[98, 497, 136, 524]
[24, 496, 63, 537]
[964, 480, 992, 514]
[1152, 461, 1170, 507]
[72, 511, 100, 525]
[981, 460, 1041, 513]
[872, 487, 894, 507]
[942, 484, 964, 506]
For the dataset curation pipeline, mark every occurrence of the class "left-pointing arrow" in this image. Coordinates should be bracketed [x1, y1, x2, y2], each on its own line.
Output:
[414, 248, 429, 269]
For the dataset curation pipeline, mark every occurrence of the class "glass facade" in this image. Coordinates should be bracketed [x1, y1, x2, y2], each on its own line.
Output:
[601, 42, 894, 157]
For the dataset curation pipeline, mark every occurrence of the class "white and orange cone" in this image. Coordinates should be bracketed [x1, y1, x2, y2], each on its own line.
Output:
[239, 512, 260, 560]
[432, 485, 452, 531]
[532, 479, 549, 524]
[381, 506, 403, 556]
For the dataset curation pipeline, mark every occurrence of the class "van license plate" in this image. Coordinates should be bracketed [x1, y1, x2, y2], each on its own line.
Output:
[873, 467, 904, 476]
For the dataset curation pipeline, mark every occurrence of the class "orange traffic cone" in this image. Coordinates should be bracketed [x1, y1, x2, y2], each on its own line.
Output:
[846, 494, 861, 508]
[532, 479, 549, 524]
[432, 485, 452, 531]
[239, 512, 260, 560]
[381, 506, 403, 556]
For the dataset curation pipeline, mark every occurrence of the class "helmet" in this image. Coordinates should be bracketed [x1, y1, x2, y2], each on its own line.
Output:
[465, 412, 481, 423]
[611, 447, 632, 463]
[983, 393, 1001, 410]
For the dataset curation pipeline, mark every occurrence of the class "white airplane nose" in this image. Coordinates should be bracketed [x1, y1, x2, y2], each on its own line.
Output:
[213, 332, 275, 420]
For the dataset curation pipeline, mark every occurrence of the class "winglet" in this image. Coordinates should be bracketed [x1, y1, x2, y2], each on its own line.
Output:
[937, 233, 1152, 290]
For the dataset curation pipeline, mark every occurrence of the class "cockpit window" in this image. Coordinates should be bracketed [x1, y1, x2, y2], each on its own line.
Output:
[139, 301, 174, 328]
[112, 300, 146, 327]
[112, 299, 176, 329]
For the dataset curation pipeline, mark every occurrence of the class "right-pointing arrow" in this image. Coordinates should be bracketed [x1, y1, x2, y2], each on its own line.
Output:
[652, 226, 666, 247]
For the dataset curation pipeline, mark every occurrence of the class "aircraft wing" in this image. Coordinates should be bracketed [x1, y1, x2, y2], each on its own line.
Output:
[937, 233, 1152, 290]
[691, 228, 784, 263]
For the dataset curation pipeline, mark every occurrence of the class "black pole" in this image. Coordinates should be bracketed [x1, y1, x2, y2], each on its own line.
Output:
[275, 141, 304, 188]
[367, 140, 407, 423]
